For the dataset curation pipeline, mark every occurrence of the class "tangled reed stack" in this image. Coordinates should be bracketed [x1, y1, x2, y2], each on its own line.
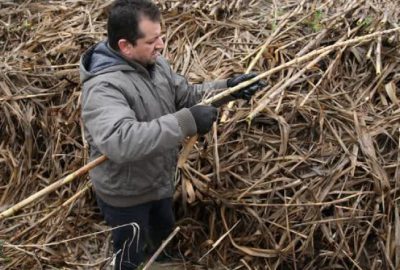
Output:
[1, 0, 400, 269]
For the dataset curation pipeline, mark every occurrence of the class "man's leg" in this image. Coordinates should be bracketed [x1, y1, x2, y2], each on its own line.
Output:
[96, 196, 151, 270]
[147, 197, 175, 258]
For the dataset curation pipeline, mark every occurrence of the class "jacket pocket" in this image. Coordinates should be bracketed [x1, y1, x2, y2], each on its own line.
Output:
[126, 155, 164, 194]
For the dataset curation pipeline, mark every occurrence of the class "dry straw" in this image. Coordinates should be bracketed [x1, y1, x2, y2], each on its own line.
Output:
[1, 0, 400, 269]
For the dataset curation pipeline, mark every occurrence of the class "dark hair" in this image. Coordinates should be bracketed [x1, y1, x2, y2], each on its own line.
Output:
[107, 0, 161, 51]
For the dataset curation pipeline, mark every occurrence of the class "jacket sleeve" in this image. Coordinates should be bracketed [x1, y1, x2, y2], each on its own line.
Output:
[173, 73, 228, 108]
[159, 57, 228, 108]
[82, 81, 196, 163]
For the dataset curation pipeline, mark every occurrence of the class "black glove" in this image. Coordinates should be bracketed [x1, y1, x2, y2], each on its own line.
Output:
[189, 105, 218, 135]
[227, 73, 266, 101]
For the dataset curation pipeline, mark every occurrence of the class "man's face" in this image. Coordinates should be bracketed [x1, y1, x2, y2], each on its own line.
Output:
[128, 17, 164, 66]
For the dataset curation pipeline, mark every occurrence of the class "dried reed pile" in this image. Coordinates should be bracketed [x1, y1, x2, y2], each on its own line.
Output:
[1, 0, 400, 269]
[0, 1, 110, 269]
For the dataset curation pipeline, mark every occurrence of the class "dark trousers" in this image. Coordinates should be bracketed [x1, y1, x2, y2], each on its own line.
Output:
[96, 196, 175, 270]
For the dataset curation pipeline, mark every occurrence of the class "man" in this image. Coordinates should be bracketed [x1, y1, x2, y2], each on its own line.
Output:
[80, 0, 264, 268]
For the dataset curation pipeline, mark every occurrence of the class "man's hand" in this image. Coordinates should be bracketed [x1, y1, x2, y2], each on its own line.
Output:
[227, 73, 267, 101]
[189, 105, 218, 135]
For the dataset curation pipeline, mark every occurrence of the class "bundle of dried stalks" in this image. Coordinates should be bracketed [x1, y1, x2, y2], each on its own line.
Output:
[0, 1, 111, 268]
[1, 0, 400, 269]
[173, 1, 400, 269]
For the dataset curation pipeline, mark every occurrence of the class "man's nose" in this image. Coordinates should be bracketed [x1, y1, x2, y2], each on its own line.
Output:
[155, 36, 164, 49]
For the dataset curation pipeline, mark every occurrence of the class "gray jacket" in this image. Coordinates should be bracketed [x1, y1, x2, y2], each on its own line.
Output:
[80, 41, 227, 207]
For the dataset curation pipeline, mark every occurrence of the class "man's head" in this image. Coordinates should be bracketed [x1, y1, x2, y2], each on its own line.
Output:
[107, 0, 164, 66]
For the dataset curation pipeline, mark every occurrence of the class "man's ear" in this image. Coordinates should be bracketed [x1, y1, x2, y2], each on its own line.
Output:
[118, 39, 133, 58]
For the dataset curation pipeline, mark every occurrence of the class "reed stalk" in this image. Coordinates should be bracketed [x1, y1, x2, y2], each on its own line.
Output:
[0, 155, 107, 220]
[142, 226, 181, 270]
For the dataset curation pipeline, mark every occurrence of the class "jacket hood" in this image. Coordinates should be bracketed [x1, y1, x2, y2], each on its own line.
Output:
[79, 41, 134, 83]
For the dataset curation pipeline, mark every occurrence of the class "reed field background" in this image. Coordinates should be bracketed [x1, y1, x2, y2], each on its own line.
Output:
[1, 0, 400, 269]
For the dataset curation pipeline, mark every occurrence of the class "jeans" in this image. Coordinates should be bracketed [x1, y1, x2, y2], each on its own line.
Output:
[96, 196, 175, 270]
